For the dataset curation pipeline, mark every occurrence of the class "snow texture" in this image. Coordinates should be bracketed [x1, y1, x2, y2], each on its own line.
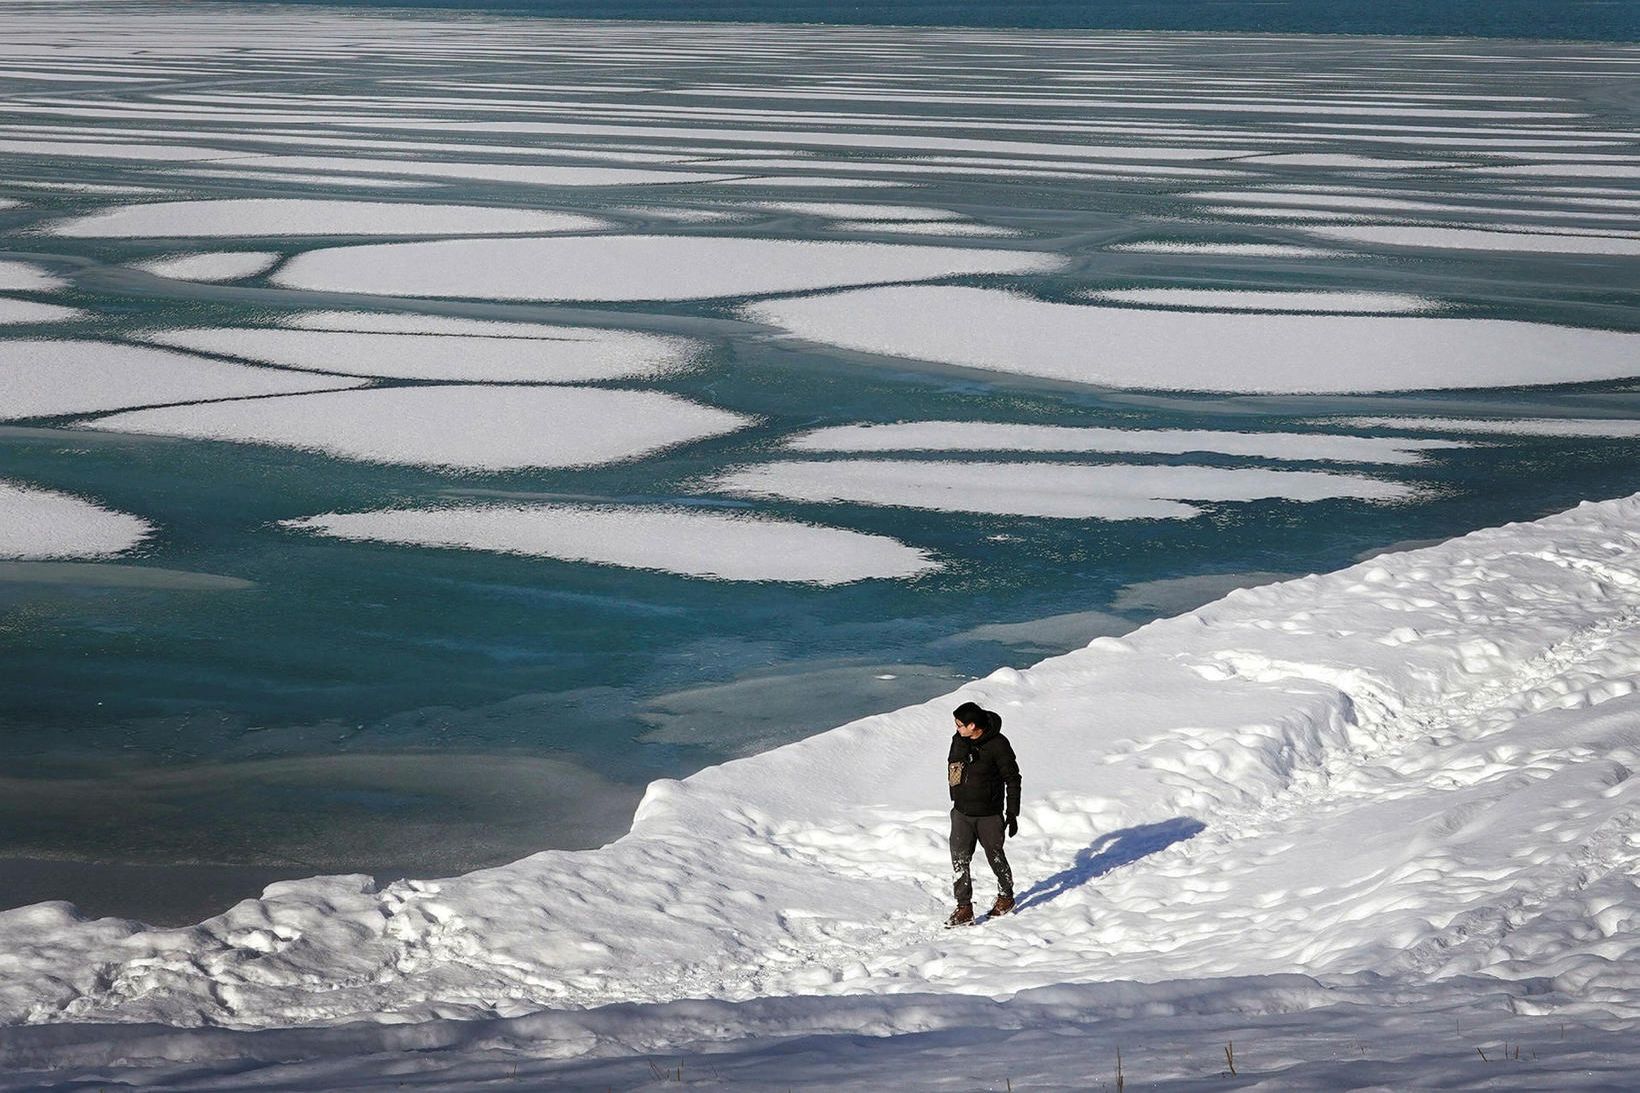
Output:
[50, 199, 607, 238]
[0, 340, 368, 420]
[0, 481, 152, 559]
[282, 504, 937, 584]
[142, 326, 693, 382]
[86, 386, 751, 470]
[746, 285, 1640, 393]
[710, 459, 1412, 519]
[273, 235, 1061, 301]
[135, 251, 280, 282]
[1105, 241, 1348, 257]
[788, 421, 1468, 464]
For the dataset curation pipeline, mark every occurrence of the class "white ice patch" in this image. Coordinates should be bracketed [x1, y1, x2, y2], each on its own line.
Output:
[752, 202, 964, 221]
[50, 199, 607, 238]
[200, 154, 735, 187]
[788, 422, 1466, 464]
[0, 481, 152, 559]
[0, 296, 83, 323]
[141, 326, 692, 382]
[0, 259, 67, 291]
[709, 460, 1411, 519]
[830, 220, 1022, 237]
[86, 386, 751, 470]
[1083, 288, 1441, 313]
[1329, 416, 1640, 438]
[1301, 224, 1640, 255]
[282, 504, 937, 584]
[273, 236, 1061, 302]
[0, 340, 368, 420]
[745, 285, 1640, 393]
[134, 252, 281, 282]
[1106, 242, 1348, 258]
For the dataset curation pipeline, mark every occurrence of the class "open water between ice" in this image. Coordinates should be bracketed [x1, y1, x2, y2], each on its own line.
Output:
[1, 2, 1638, 921]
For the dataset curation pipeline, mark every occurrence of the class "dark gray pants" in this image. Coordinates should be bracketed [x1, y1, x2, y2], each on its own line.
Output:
[950, 809, 1013, 905]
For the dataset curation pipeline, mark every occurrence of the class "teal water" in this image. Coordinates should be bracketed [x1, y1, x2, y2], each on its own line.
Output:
[2, 6, 1639, 921]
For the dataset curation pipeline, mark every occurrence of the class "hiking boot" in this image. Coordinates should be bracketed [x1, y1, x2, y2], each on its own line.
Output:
[944, 903, 974, 927]
[988, 896, 1015, 918]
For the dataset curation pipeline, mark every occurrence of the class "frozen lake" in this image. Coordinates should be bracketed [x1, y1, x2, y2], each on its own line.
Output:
[2, 2, 1638, 922]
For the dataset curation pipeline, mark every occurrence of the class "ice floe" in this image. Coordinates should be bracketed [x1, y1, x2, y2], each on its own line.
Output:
[142, 325, 693, 382]
[0, 259, 67, 291]
[0, 481, 152, 559]
[0, 340, 367, 420]
[50, 199, 607, 238]
[1105, 241, 1347, 257]
[709, 460, 1410, 519]
[1084, 288, 1441, 312]
[0, 297, 82, 323]
[282, 504, 937, 583]
[274, 236, 1060, 301]
[86, 386, 751, 470]
[1301, 224, 1640, 255]
[1331, 416, 1640, 438]
[134, 251, 281, 282]
[753, 202, 963, 221]
[745, 285, 1640, 393]
[788, 422, 1466, 464]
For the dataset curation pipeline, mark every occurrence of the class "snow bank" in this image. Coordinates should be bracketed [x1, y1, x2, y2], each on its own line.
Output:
[142, 326, 693, 382]
[0, 341, 367, 420]
[0, 481, 152, 559]
[50, 199, 607, 238]
[8, 492, 1640, 1035]
[85, 386, 750, 470]
[788, 422, 1466, 464]
[1084, 288, 1441, 312]
[709, 460, 1411, 519]
[746, 285, 1640, 393]
[135, 251, 279, 282]
[272, 236, 1060, 301]
[282, 504, 937, 583]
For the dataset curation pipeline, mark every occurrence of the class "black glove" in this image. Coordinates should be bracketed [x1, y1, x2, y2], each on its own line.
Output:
[1006, 816, 1018, 838]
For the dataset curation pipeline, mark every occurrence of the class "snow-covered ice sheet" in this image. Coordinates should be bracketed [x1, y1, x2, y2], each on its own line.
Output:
[0, 341, 368, 420]
[142, 326, 693, 382]
[0, 297, 82, 323]
[753, 201, 963, 221]
[85, 386, 751, 470]
[0, 481, 152, 559]
[282, 504, 937, 584]
[709, 459, 1411, 518]
[788, 422, 1467, 464]
[198, 154, 735, 187]
[50, 199, 607, 238]
[830, 219, 1021, 237]
[746, 286, 1640, 393]
[1302, 223, 1640, 255]
[1331, 416, 1640, 438]
[8, 492, 1640, 1041]
[0, 260, 67, 291]
[1084, 288, 1440, 312]
[134, 251, 280, 282]
[273, 235, 1060, 301]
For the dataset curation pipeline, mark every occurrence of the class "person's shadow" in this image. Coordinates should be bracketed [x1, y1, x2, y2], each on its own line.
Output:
[1013, 817, 1206, 913]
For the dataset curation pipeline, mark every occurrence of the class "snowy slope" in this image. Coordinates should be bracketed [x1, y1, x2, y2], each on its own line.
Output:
[5, 494, 1640, 1086]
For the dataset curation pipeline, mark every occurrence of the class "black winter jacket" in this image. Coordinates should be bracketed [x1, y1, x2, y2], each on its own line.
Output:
[947, 721, 1021, 819]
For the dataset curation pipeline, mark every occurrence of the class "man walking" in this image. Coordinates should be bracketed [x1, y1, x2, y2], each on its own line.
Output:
[945, 700, 1020, 926]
